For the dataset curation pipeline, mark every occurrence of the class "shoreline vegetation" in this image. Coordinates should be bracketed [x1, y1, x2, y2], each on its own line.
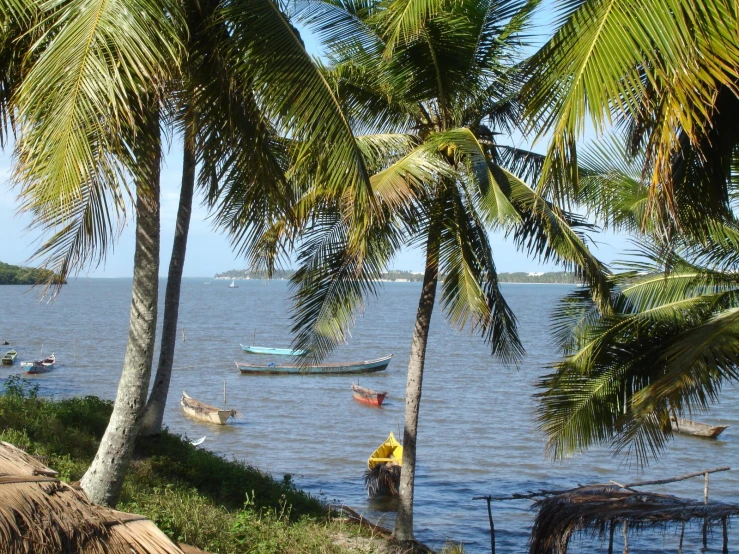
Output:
[0, 377, 451, 553]
[215, 269, 579, 284]
[0, 261, 66, 285]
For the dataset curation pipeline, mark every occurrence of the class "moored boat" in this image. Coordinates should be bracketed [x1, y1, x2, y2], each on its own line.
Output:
[2, 350, 17, 366]
[181, 391, 238, 425]
[235, 354, 392, 375]
[365, 432, 403, 497]
[352, 383, 387, 407]
[240, 344, 310, 356]
[22, 353, 55, 374]
[228, 278, 238, 288]
[671, 417, 728, 438]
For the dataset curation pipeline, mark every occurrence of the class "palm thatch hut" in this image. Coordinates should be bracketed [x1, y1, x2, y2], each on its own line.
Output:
[529, 484, 739, 554]
[0, 440, 202, 554]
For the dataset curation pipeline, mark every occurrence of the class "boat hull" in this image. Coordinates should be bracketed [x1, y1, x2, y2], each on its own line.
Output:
[352, 384, 387, 407]
[240, 345, 309, 356]
[22, 354, 55, 374]
[181, 392, 235, 425]
[236, 355, 392, 375]
[368, 432, 403, 469]
[671, 417, 728, 438]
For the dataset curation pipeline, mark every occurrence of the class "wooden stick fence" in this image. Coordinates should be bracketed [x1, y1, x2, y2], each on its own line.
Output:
[473, 466, 732, 554]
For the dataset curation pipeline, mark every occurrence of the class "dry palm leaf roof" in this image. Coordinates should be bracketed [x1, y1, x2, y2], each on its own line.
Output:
[0, 441, 199, 554]
[529, 484, 739, 554]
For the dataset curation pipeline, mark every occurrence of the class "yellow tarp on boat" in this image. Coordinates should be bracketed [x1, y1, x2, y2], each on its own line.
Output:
[367, 432, 403, 469]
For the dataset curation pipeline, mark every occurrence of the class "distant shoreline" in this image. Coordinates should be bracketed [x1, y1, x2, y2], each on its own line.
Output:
[213, 269, 581, 285]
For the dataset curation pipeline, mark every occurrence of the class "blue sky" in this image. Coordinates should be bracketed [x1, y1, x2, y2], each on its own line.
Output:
[0, 3, 628, 278]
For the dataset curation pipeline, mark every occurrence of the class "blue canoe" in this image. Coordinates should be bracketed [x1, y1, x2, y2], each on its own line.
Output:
[235, 354, 392, 375]
[240, 344, 310, 356]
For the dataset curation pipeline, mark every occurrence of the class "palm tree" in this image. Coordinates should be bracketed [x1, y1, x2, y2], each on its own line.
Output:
[139, 0, 295, 436]
[519, 0, 739, 464]
[9, 0, 371, 506]
[285, 0, 609, 541]
[537, 136, 739, 463]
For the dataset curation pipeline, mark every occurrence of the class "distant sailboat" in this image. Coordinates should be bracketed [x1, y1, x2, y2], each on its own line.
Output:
[229, 279, 238, 288]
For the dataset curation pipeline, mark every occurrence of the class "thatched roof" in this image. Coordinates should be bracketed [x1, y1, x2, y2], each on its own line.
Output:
[0, 441, 58, 477]
[529, 485, 739, 554]
[0, 441, 200, 554]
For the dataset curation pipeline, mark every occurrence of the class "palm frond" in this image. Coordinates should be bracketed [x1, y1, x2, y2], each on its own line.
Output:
[378, 0, 447, 57]
[289, 205, 407, 362]
[438, 187, 523, 363]
[224, 0, 373, 229]
[13, 0, 183, 283]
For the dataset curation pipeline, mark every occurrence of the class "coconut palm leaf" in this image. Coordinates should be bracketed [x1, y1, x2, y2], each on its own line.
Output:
[539, 235, 739, 462]
[425, 127, 520, 223]
[12, 0, 183, 282]
[523, 0, 739, 206]
[439, 187, 523, 363]
[289, 206, 408, 362]
[377, 0, 447, 57]
[224, 0, 373, 221]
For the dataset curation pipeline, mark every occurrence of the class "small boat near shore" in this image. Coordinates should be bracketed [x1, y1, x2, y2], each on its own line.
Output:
[671, 417, 728, 438]
[2, 350, 17, 366]
[365, 432, 403, 497]
[352, 384, 387, 407]
[228, 278, 238, 288]
[22, 353, 55, 374]
[235, 354, 392, 375]
[240, 344, 310, 356]
[181, 391, 238, 425]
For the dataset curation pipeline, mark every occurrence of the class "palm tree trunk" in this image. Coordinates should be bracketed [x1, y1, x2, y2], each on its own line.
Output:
[393, 223, 441, 542]
[139, 117, 196, 436]
[80, 111, 161, 507]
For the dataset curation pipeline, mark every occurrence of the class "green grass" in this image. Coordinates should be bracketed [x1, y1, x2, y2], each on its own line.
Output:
[0, 376, 399, 553]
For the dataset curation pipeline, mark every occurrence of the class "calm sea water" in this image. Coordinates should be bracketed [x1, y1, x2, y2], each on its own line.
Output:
[1, 279, 737, 553]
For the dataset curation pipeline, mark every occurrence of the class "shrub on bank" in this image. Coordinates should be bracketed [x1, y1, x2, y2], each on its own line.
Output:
[0, 377, 375, 553]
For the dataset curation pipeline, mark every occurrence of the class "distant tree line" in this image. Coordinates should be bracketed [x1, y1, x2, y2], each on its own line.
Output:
[0, 262, 64, 285]
[498, 272, 578, 284]
[214, 268, 577, 284]
[214, 269, 295, 280]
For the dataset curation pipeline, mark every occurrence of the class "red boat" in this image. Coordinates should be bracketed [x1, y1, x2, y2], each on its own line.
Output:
[352, 384, 387, 407]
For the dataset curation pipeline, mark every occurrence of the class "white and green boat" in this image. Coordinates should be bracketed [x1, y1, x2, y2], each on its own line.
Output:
[2, 350, 17, 366]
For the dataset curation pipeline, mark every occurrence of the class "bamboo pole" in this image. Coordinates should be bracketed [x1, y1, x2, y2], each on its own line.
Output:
[475, 492, 497, 552]
[608, 520, 615, 554]
[723, 516, 728, 554]
[622, 521, 628, 554]
[678, 521, 685, 554]
[703, 472, 709, 548]
[485, 497, 495, 554]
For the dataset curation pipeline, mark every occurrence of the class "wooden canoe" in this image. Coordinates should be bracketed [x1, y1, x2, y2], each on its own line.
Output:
[2, 350, 17, 366]
[22, 353, 55, 374]
[240, 345, 310, 356]
[235, 354, 392, 375]
[671, 417, 728, 438]
[352, 384, 387, 407]
[181, 391, 238, 425]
